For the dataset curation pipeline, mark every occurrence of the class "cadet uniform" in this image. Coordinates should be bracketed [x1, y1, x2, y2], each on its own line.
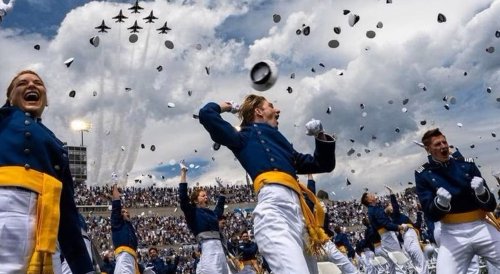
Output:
[111, 199, 139, 274]
[179, 181, 227, 274]
[415, 151, 500, 274]
[199, 102, 336, 274]
[237, 238, 259, 274]
[307, 179, 358, 274]
[367, 203, 403, 274]
[0, 104, 94, 273]
[387, 194, 427, 274]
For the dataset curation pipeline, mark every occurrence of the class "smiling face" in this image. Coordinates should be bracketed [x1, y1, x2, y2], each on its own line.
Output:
[121, 208, 130, 221]
[426, 135, 450, 163]
[7, 71, 47, 118]
[197, 191, 208, 208]
[255, 100, 280, 128]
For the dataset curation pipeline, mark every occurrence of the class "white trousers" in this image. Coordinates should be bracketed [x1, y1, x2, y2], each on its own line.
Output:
[434, 221, 480, 274]
[53, 236, 93, 274]
[0, 188, 37, 274]
[323, 241, 358, 273]
[238, 264, 257, 274]
[197, 239, 228, 274]
[253, 184, 318, 274]
[359, 250, 376, 274]
[115, 251, 136, 274]
[359, 249, 377, 274]
[402, 228, 427, 274]
[380, 231, 404, 274]
[436, 220, 500, 274]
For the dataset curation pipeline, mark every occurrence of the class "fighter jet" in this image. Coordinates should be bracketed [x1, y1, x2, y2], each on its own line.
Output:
[127, 20, 143, 33]
[112, 9, 127, 23]
[128, 0, 143, 14]
[156, 21, 172, 34]
[95, 20, 111, 33]
[143, 11, 158, 23]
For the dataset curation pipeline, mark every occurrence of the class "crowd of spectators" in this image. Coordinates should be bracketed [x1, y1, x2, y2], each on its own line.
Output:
[74, 184, 256, 208]
[80, 183, 422, 273]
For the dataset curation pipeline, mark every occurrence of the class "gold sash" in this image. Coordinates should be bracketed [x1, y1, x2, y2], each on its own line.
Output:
[115, 246, 141, 274]
[254, 171, 329, 255]
[0, 166, 62, 273]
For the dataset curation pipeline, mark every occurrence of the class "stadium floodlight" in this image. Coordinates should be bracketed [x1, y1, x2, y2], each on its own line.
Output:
[71, 119, 92, 146]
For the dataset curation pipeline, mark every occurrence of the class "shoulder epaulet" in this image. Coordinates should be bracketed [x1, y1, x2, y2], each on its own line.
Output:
[415, 163, 429, 173]
[464, 157, 474, 163]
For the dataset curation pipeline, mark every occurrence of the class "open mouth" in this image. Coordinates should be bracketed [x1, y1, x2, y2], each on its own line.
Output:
[24, 90, 40, 102]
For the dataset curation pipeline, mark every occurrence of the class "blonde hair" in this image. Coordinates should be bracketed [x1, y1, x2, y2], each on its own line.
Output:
[190, 188, 206, 205]
[6, 70, 44, 100]
[238, 94, 267, 126]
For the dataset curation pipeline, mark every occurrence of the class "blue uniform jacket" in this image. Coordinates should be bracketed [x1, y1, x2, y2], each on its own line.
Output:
[363, 224, 380, 251]
[238, 241, 259, 261]
[367, 204, 400, 232]
[165, 256, 179, 274]
[415, 152, 497, 222]
[388, 194, 413, 225]
[198, 102, 336, 181]
[111, 199, 138, 250]
[334, 232, 355, 258]
[306, 179, 334, 237]
[147, 257, 167, 274]
[0, 105, 93, 273]
[179, 182, 226, 236]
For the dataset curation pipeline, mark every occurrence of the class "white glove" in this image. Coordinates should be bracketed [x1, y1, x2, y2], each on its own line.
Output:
[436, 187, 451, 208]
[470, 176, 485, 195]
[179, 160, 188, 172]
[305, 119, 323, 137]
[226, 101, 240, 114]
[143, 266, 156, 274]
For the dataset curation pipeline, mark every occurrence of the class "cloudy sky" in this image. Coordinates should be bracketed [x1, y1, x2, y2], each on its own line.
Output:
[1, 0, 499, 200]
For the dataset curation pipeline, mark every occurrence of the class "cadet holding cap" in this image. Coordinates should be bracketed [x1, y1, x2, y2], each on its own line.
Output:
[178, 161, 227, 274]
[0, 70, 95, 273]
[198, 94, 336, 274]
[414, 128, 500, 274]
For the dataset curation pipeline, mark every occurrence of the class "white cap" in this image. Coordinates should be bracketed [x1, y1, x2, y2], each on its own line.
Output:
[250, 60, 278, 92]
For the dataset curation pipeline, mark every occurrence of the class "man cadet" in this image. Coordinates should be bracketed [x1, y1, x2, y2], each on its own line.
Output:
[0, 70, 94, 273]
[199, 94, 336, 274]
[361, 192, 405, 274]
[415, 128, 499, 274]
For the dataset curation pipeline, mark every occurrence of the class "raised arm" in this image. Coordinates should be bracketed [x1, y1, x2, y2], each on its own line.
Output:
[179, 162, 194, 214]
[213, 187, 226, 219]
[111, 184, 124, 229]
[294, 137, 336, 174]
[198, 102, 243, 149]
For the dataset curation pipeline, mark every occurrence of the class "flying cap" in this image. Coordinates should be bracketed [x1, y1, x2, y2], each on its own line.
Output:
[437, 13, 446, 23]
[129, 34, 138, 43]
[250, 60, 278, 91]
[272, 14, 281, 23]
[90, 36, 100, 47]
[64, 57, 74, 67]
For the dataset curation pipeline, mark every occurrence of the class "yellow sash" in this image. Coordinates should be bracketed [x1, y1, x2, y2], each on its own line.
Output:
[115, 246, 141, 274]
[337, 245, 348, 254]
[0, 166, 62, 273]
[254, 171, 330, 255]
[486, 212, 500, 231]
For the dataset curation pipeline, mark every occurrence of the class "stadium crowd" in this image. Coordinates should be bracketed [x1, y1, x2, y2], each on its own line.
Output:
[80, 183, 429, 273]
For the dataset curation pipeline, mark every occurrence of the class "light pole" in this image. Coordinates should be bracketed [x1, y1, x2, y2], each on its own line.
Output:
[70, 119, 92, 146]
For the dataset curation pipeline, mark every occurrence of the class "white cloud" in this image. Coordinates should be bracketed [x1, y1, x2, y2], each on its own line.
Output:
[1, 0, 499, 198]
